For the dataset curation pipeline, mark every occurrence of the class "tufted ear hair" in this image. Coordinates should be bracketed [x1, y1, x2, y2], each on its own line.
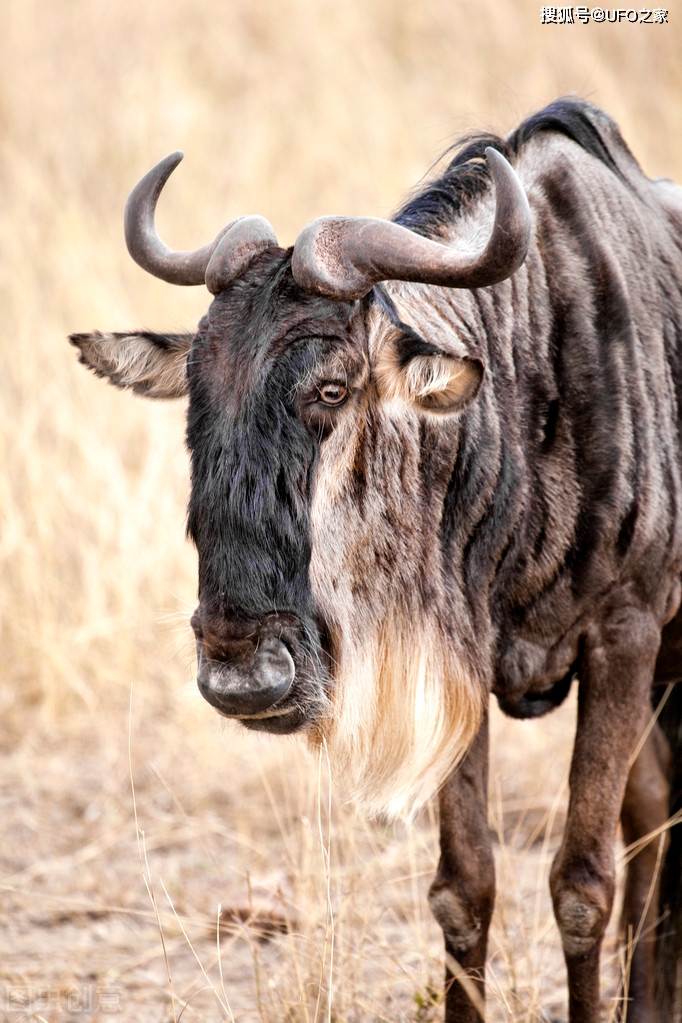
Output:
[371, 287, 484, 414]
[69, 330, 193, 399]
[375, 331, 484, 414]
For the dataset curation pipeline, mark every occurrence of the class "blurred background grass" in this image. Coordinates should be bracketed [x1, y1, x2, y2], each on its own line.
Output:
[0, 2, 680, 1020]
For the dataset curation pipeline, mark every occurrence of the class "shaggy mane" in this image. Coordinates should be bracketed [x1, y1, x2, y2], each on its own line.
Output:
[394, 97, 634, 237]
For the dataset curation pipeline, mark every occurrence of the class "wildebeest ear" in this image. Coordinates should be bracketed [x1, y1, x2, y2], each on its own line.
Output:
[375, 331, 484, 414]
[69, 331, 193, 399]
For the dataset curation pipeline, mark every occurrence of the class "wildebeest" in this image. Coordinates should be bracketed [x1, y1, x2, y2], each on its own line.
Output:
[71, 98, 682, 1022]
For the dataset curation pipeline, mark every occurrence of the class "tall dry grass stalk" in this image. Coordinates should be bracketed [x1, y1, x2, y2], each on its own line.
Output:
[1, 2, 680, 1020]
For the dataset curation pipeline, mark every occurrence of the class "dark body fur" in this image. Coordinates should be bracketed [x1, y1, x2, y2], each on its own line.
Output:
[395, 101, 682, 1022]
[403, 103, 682, 709]
[70, 99, 682, 1022]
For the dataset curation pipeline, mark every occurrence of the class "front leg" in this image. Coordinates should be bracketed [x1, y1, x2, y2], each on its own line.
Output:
[550, 608, 662, 1023]
[618, 720, 670, 1023]
[429, 711, 493, 1023]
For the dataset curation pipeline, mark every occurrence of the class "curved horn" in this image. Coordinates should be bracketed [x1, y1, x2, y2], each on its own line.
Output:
[291, 148, 532, 300]
[124, 153, 278, 289]
[205, 216, 278, 294]
[125, 152, 216, 285]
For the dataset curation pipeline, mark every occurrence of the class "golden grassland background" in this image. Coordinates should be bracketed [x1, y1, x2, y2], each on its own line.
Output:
[1, 2, 680, 1021]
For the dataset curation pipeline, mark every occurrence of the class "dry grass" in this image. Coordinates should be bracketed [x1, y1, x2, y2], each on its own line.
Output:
[1, 2, 680, 1020]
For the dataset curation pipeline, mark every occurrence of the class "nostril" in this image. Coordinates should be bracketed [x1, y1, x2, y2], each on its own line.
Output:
[190, 608, 265, 661]
[218, 636, 258, 664]
[190, 609, 204, 640]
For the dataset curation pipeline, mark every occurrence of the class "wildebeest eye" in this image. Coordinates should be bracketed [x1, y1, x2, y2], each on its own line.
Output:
[317, 383, 348, 406]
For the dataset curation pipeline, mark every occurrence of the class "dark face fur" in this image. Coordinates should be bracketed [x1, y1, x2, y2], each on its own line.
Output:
[186, 249, 367, 732]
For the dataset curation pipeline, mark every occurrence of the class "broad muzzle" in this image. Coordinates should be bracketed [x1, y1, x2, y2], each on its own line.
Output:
[196, 634, 295, 717]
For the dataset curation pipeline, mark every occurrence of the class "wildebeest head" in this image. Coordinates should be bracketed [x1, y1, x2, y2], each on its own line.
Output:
[186, 254, 364, 734]
[71, 150, 530, 815]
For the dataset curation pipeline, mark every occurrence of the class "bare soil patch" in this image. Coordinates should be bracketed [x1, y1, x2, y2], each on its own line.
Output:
[0, 692, 625, 1023]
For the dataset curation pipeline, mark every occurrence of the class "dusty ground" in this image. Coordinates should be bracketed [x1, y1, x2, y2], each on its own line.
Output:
[1, 688, 627, 1023]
